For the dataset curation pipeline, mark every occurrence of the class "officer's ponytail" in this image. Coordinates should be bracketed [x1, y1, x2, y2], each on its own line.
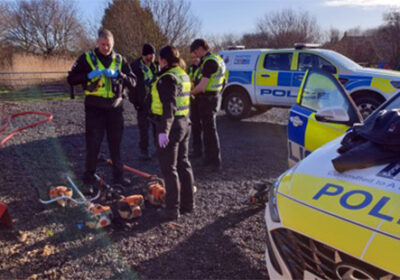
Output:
[159, 45, 186, 70]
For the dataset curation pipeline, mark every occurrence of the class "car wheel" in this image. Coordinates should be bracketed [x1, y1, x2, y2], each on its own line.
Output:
[353, 94, 383, 119]
[224, 91, 251, 120]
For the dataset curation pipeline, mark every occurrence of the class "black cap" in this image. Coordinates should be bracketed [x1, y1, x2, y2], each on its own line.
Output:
[142, 43, 155, 56]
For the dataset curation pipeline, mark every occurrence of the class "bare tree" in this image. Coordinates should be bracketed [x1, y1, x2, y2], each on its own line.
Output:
[5, 0, 88, 55]
[142, 0, 200, 47]
[326, 28, 341, 45]
[206, 34, 241, 52]
[256, 9, 321, 48]
[101, 0, 167, 61]
[370, 10, 400, 69]
[0, 2, 13, 67]
[323, 27, 377, 66]
[240, 32, 270, 48]
[0, 2, 10, 41]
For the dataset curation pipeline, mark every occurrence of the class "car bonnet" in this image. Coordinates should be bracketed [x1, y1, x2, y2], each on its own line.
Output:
[276, 137, 400, 274]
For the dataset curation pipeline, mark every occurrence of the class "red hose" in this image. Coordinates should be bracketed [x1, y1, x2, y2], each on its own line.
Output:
[0, 111, 53, 148]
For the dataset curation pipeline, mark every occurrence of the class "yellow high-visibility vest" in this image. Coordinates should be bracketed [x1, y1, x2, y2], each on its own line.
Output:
[151, 67, 191, 116]
[139, 58, 157, 92]
[84, 51, 122, 98]
[199, 53, 226, 92]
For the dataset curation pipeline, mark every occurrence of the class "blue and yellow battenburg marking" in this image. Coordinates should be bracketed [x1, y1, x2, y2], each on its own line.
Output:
[277, 173, 400, 275]
[226, 69, 398, 94]
[287, 101, 350, 165]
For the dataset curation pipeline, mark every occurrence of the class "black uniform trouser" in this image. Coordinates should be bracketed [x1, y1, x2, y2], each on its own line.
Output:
[137, 106, 155, 152]
[198, 94, 221, 165]
[157, 117, 194, 213]
[190, 96, 203, 154]
[83, 106, 124, 184]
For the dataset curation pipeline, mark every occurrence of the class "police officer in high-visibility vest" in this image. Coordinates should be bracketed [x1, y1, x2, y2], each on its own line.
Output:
[187, 51, 202, 158]
[67, 29, 136, 193]
[190, 39, 226, 172]
[130, 43, 159, 160]
[151, 45, 195, 221]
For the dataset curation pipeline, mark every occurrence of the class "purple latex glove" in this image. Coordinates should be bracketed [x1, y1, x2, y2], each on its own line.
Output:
[158, 133, 169, 148]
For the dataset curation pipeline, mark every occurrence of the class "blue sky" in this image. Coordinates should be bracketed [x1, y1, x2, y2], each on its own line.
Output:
[76, 0, 400, 36]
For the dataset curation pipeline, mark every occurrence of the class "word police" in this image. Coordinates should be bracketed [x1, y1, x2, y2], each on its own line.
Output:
[313, 183, 398, 223]
[260, 89, 296, 97]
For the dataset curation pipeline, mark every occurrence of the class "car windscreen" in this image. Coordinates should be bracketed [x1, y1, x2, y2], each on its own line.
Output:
[322, 51, 362, 71]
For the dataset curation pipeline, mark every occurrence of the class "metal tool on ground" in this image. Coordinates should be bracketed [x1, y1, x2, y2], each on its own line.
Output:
[49, 186, 73, 207]
[37, 175, 100, 206]
[241, 182, 270, 206]
[37, 175, 114, 229]
[116, 194, 144, 220]
[99, 155, 166, 207]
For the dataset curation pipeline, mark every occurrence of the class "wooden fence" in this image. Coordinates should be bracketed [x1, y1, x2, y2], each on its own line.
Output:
[0, 72, 82, 101]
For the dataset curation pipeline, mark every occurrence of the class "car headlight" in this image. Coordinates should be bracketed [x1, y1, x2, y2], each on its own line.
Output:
[268, 166, 296, 223]
[391, 81, 400, 89]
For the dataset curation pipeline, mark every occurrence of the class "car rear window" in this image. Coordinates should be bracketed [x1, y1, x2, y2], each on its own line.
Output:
[264, 53, 292, 71]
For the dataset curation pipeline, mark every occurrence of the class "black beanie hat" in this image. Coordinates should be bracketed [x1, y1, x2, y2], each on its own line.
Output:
[142, 43, 155, 55]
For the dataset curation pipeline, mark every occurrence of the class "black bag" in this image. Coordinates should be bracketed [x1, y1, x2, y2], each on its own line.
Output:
[332, 109, 400, 172]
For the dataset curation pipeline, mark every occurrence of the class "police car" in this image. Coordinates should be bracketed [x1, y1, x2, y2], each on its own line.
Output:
[219, 44, 400, 120]
[266, 70, 400, 280]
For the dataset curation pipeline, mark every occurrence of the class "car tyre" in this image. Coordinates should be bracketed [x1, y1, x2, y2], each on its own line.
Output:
[224, 91, 251, 120]
[353, 94, 383, 119]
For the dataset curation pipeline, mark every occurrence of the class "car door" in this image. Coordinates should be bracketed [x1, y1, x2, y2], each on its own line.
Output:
[292, 52, 338, 88]
[255, 52, 296, 106]
[288, 70, 362, 166]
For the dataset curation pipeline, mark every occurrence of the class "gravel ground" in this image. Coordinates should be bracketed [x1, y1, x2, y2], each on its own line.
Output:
[0, 100, 289, 280]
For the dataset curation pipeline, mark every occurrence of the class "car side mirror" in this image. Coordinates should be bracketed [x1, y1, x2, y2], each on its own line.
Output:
[321, 65, 337, 74]
[315, 106, 350, 124]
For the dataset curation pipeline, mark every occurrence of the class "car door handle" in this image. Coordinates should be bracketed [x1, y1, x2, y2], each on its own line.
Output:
[261, 74, 270, 78]
[296, 75, 304, 80]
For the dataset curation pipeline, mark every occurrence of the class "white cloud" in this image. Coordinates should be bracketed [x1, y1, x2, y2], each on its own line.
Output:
[324, 0, 400, 7]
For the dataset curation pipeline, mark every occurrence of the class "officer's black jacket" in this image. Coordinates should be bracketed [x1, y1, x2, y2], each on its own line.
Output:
[199, 52, 219, 94]
[130, 57, 158, 106]
[201, 52, 218, 79]
[154, 65, 187, 136]
[67, 48, 136, 109]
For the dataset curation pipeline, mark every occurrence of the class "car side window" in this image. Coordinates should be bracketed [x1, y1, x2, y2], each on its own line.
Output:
[300, 72, 350, 113]
[298, 53, 334, 72]
[264, 53, 292, 71]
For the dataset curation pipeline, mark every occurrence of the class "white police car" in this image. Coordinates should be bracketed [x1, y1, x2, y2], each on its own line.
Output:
[265, 70, 400, 280]
[219, 44, 400, 120]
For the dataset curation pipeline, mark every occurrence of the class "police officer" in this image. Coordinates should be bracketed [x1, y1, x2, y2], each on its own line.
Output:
[187, 51, 202, 158]
[151, 45, 195, 220]
[67, 29, 136, 191]
[130, 43, 159, 160]
[190, 39, 226, 171]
